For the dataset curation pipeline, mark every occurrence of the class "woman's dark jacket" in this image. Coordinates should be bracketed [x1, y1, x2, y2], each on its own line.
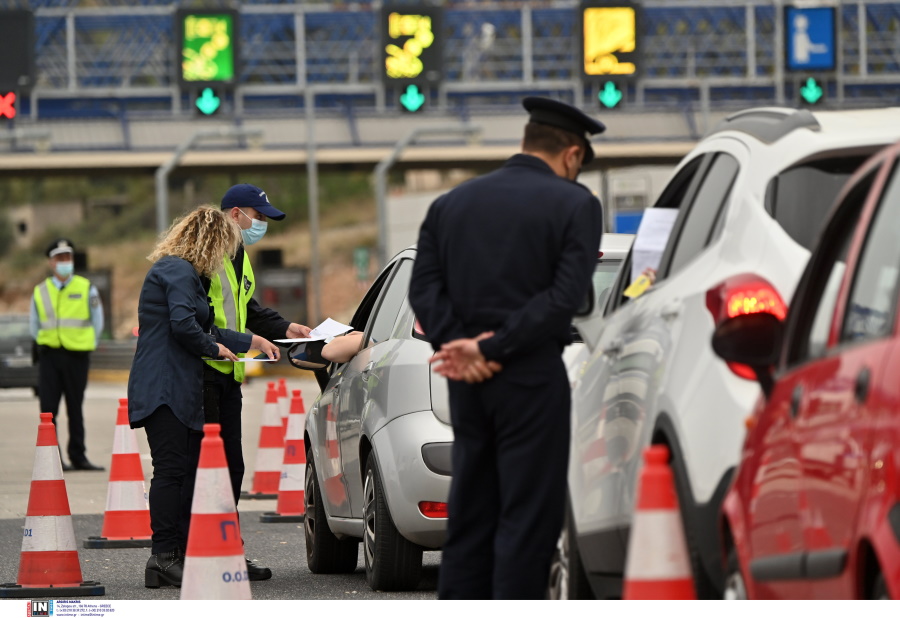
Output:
[127, 255, 252, 430]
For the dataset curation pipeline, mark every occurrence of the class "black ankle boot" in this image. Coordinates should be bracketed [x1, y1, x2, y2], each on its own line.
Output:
[145, 549, 184, 588]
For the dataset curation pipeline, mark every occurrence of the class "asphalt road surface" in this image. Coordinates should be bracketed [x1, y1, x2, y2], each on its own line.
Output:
[0, 375, 441, 601]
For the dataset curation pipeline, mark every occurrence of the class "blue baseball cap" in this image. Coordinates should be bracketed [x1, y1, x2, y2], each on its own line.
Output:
[221, 183, 286, 221]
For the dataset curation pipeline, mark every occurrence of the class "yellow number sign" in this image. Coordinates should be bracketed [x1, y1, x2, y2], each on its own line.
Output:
[385, 12, 435, 79]
[583, 7, 637, 76]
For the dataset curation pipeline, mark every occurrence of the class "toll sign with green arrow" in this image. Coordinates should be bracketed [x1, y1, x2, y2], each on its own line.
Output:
[196, 87, 221, 115]
[598, 81, 624, 109]
[399, 84, 426, 112]
[799, 77, 824, 105]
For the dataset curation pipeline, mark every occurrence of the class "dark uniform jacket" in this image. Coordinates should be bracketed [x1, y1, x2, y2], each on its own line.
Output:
[409, 154, 603, 368]
[128, 256, 252, 430]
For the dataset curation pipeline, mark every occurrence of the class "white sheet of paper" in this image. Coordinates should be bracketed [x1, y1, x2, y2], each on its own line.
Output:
[235, 357, 278, 362]
[631, 208, 679, 282]
[275, 317, 353, 343]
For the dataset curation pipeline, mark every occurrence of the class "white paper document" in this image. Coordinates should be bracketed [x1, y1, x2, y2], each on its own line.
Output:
[275, 317, 353, 343]
[631, 208, 679, 282]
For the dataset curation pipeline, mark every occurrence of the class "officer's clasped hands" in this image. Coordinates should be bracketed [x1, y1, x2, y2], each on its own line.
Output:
[430, 331, 502, 383]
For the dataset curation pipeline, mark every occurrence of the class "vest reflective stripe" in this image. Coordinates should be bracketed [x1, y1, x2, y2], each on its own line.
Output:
[205, 251, 255, 382]
[34, 276, 96, 352]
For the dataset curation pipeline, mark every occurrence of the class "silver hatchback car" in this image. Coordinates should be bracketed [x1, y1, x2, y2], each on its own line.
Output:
[303, 246, 452, 592]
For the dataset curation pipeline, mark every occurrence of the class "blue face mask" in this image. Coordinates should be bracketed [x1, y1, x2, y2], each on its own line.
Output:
[238, 210, 268, 245]
[55, 261, 74, 278]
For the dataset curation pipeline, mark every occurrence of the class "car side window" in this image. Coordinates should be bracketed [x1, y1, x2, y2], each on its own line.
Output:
[366, 258, 414, 346]
[840, 162, 900, 344]
[787, 169, 878, 365]
[608, 157, 705, 311]
[661, 153, 739, 278]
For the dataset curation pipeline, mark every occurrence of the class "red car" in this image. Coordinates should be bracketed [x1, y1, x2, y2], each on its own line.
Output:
[711, 139, 900, 600]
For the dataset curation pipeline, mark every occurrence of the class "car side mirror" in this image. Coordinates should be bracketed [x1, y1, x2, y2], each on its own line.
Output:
[574, 281, 595, 317]
[711, 312, 784, 398]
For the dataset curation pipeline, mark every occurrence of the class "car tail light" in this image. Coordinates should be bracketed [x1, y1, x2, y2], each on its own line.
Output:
[706, 274, 786, 380]
[418, 501, 448, 519]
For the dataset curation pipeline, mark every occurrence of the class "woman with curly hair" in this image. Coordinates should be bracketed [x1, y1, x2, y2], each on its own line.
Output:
[127, 205, 280, 588]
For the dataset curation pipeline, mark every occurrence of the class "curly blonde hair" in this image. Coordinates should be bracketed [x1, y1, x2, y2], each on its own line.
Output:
[148, 205, 241, 277]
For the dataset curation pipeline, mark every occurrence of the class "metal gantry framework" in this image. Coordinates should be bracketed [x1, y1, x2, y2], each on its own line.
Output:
[4, 0, 900, 117]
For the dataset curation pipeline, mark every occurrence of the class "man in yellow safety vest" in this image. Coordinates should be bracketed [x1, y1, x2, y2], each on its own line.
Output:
[185, 184, 311, 581]
[31, 238, 105, 471]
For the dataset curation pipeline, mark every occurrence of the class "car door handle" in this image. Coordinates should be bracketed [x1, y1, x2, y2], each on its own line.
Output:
[602, 340, 623, 357]
[360, 361, 375, 381]
[855, 367, 870, 403]
[660, 300, 681, 320]
[790, 385, 802, 419]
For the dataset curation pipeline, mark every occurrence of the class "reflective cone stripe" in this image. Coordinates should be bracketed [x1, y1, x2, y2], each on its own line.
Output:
[623, 445, 695, 600]
[275, 390, 307, 516]
[277, 378, 290, 431]
[248, 383, 284, 495]
[18, 413, 83, 587]
[182, 423, 250, 601]
[98, 400, 151, 540]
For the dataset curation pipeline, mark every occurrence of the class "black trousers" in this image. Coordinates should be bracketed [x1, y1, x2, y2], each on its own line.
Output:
[38, 346, 91, 465]
[179, 369, 244, 544]
[438, 356, 570, 600]
[143, 405, 201, 555]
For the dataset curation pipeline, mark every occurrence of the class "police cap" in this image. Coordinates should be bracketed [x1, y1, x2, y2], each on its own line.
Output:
[46, 238, 75, 258]
[522, 96, 606, 164]
[221, 183, 286, 221]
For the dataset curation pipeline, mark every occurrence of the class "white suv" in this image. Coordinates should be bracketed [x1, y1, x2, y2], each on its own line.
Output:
[559, 107, 900, 599]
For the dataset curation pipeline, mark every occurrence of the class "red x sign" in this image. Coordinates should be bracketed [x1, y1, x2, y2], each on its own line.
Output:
[0, 92, 16, 119]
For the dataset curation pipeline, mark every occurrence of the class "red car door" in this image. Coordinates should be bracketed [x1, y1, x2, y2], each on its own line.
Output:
[742, 161, 886, 598]
[744, 368, 808, 599]
[797, 148, 900, 599]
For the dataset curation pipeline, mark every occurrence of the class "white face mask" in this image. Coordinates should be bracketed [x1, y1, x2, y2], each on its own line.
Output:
[55, 261, 74, 278]
[237, 209, 268, 245]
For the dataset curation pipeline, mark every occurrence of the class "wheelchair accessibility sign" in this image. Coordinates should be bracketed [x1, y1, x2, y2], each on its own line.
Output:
[785, 5, 836, 71]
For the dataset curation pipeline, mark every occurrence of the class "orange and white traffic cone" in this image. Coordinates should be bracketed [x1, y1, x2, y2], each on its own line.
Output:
[277, 378, 290, 432]
[242, 382, 283, 499]
[0, 413, 105, 598]
[623, 445, 696, 600]
[261, 389, 307, 523]
[84, 398, 152, 548]
[181, 423, 251, 600]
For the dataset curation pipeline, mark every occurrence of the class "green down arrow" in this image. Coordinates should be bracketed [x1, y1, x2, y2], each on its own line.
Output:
[400, 85, 425, 112]
[196, 88, 221, 115]
[598, 81, 623, 109]
[800, 78, 823, 105]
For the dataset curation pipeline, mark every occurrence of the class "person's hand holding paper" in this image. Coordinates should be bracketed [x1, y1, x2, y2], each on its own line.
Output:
[275, 317, 353, 343]
[626, 208, 678, 298]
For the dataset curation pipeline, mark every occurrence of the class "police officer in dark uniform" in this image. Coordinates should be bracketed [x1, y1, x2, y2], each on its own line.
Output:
[408, 97, 605, 599]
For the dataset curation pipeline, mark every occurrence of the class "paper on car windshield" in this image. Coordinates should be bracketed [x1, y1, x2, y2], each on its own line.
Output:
[630, 208, 678, 283]
[275, 318, 353, 343]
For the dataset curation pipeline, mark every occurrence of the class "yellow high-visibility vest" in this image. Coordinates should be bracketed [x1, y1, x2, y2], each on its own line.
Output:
[34, 276, 96, 351]
[205, 252, 255, 382]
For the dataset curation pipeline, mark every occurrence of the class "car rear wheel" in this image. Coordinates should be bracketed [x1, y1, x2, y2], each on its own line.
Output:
[723, 547, 747, 600]
[363, 452, 423, 591]
[548, 499, 594, 599]
[304, 450, 359, 573]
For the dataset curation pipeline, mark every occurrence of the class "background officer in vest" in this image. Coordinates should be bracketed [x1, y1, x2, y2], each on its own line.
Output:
[185, 183, 312, 581]
[30, 238, 105, 471]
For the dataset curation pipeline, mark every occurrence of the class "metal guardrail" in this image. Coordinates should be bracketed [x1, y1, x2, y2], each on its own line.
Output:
[92, 340, 135, 371]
